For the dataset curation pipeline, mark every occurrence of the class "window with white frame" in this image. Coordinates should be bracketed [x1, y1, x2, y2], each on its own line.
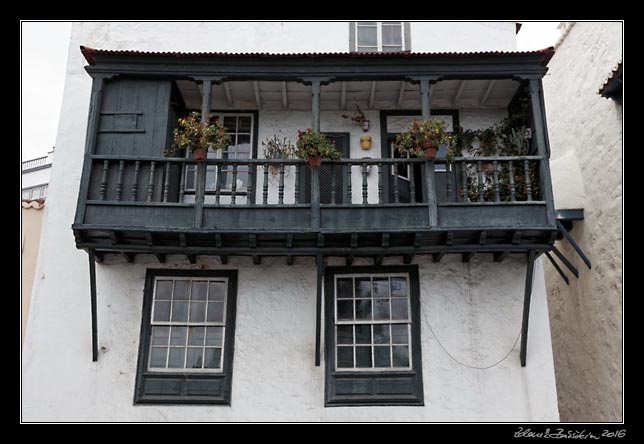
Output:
[149, 277, 228, 371]
[325, 265, 423, 406]
[355, 21, 405, 52]
[334, 273, 412, 370]
[135, 269, 237, 405]
[184, 113, 254, 201]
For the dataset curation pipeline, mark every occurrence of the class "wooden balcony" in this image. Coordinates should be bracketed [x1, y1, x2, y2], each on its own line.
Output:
[72, 154, 556, 261]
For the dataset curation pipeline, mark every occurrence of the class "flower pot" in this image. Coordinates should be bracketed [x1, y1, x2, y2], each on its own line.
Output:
[360, 136, 372, 150]
[307, 155, 322, 168]
[423, 142, 438, 160]
[193, 146, 207, 161]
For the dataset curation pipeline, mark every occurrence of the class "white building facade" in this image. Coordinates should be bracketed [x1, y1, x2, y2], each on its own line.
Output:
[22, 22, 560, 421]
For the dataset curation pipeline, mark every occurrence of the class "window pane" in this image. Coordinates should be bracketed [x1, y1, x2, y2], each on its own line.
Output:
[337, 300, 354, 321]
[170, 326, 187, 346]
[355, 299, 372, 320]
[206, 327, 223, 346]
[374, 346, 391, 367]
[171, 301, 189, 322]
[337, 346, 354, 368]
[382, 24, 402, 46]
[223, 116, 237, 132]
[391, 324, 409, 344]
[357, 26, 377, 46]
[355, 325, 372, 344]
[390, 277, 407, 297]
[391, 298, 409, 321]
[168, 347, 186, 368]
[155, 281, 173, 300]
[188, 326, 205, 346]
[355, 277, 371, 298]
[373, 298, 390, 320]
[191, 281, 208, 300]
[373, 324, 390, 344]
[186, 348, 204, 369]
[174, 280, 190, 300]
[236, 134, 251, 156]
[209, 282, 226, 301]
[151, 326, 170, 346]
[189, 301, 206, 322]
[382, 45, 403, 52]
[337, 325, 353, 344]
[382, 21, 402, 25]
[238, 116, 252, 132]
[356, 346, 372, 368]
[153, 301, 170, 322]
[373, 278, 389, 298]
[392, 345, 410, 367]
[204, 348, 222, 369]
[358, 21, 377, 25]
[356, 46, 378, 52]
[149, 347, 167, 368]
[207, 301, 225, 322]
[206, 165, 217, 191]
[336, 278, 353, 299]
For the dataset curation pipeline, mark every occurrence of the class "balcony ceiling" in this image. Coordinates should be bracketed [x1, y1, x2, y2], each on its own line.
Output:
[175, 79, 520, 112]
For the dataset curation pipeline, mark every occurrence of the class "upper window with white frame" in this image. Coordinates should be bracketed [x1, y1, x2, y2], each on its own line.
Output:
[135, 269, 238, 405]
[353, 21, 407, 52]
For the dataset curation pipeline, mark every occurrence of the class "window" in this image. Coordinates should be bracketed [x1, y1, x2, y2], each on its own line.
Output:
[351, 22, 409, 52]
[134, 270, 237, 405]
[325, 265, 424, 406]
[184, 112, 255, 204]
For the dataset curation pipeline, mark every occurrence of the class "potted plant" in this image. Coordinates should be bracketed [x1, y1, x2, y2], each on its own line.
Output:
[295, 128, 342, 168]
[171, 112, 231, 161]
[394, 118, 453, 160]
[262, 134, 294, 175]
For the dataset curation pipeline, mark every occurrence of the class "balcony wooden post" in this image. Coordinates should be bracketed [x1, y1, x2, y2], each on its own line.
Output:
[520, 249, 536, 367]
[194, 78, 212, 228]
[311, 79, 321, 132]
[311, 167, 320, 229]
[529, 79, 556, 226]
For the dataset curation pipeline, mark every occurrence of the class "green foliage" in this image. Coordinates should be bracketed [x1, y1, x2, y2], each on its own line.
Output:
[168, 112, 231, 155]
[294, 129, 342, 160]
[395, 118, 454, 158]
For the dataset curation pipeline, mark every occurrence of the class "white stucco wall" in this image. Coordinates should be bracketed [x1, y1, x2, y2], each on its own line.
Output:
[410, 22, 517, 52]
[22, 166, 52, 189]
[542, 22, 622, 421]
[22, 22, 559, 422]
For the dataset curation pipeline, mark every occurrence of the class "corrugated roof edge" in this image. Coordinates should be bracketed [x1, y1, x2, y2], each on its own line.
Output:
[80, 45, 555, 66]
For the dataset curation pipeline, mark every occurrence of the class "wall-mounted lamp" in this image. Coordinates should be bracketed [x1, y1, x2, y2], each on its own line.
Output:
[342, 104, 370, 132]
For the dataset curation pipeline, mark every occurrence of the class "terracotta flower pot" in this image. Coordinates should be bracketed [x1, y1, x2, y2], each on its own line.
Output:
[193, 146, 207, 161]
[423, 142, 438, 160]
[307, 155, 322, 168]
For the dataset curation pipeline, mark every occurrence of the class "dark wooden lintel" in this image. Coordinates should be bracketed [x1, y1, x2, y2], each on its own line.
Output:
[220, 255, 228, 265]
[286, 255, 294, 265]
[493, 251, 509, 262]
[512, 230, 522, 245]
[547, 230, 558, 244]
[121, 251, 134, 263]
[382, 233, 390, 248]
[186, 254, 197, 264]
[155, 253, 166, 263]
[215, 233, 222, 248]
[433, 252, 445, 263]
[462, 252, 475, 262]
[374, 255, 384, 266]
[446, 231, 454, 246]
[403, 254, 414, 264]
[317, 233, 325, 247]
[479, 230, 487, 245]
[413, 232, 421, 247]
[286, 234, 293, 248]
[94, 251, 104, 263]
[74, 230, 85, 244]
[249, 234, 257, 248]
[350, 233, 358, 248]
[145, 232, 154, 247]
[252, 255, 261, 265]
[110, 231, 120, 245]
[179, 233, 187, 247]
[346, 255, 354, 266]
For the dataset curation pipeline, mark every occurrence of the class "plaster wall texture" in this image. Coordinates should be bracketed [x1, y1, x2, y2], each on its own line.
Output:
[542, 21, 622, 421]
[21, 207, 44, 346]
[22, 166, 52, 189]
[22, 21, 558, 421]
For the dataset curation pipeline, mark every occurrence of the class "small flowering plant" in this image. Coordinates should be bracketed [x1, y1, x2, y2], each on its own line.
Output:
[170, 112, 231, 153]
[294, 128, 342, 160]
[262, 134, 295, 159]
[395, 118, 453, 158]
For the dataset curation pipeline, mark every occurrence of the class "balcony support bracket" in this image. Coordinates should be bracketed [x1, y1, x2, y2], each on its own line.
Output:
[87, 249, 99, 362]
[519, 249, 536, 367]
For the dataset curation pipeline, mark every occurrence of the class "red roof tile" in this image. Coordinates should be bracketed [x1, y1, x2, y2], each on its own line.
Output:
[80, 45, 555, 66]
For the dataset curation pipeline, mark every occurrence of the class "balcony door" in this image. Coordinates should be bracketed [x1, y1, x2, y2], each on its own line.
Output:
[301, 133, 350, 204]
